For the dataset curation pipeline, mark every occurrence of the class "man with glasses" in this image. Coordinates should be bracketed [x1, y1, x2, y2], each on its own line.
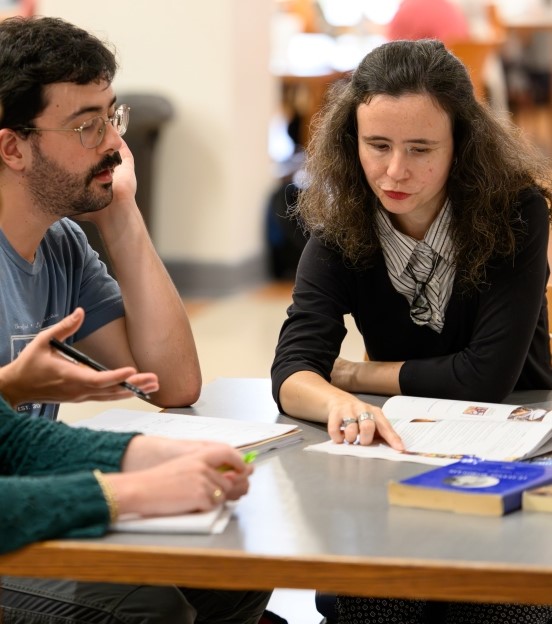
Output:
[0, 14, 271, 624]
[0, 15, 202, 421]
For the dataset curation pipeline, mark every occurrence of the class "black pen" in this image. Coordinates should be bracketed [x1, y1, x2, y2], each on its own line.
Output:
[49, 338, 151, 400]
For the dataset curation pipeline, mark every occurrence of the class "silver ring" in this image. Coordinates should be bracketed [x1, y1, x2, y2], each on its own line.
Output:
[342, 417, 358, 428]
[359, 411, 376, 423]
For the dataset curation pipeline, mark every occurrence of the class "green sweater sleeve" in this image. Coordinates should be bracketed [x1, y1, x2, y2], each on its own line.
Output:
[0, 397, 139, 554]
[0, 472, 112, 553]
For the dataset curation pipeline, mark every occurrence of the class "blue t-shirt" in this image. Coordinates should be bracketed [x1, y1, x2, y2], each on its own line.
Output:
[0, 218, 124, 420]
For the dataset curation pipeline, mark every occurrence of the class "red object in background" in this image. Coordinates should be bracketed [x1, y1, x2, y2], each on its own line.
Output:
[0, 0, 35, 18]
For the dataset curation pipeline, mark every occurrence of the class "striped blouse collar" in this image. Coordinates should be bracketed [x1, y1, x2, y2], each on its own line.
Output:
[375, 199, 455, 277]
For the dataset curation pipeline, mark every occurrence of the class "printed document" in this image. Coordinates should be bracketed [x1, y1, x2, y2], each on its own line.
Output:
[306, 395, 552, 466]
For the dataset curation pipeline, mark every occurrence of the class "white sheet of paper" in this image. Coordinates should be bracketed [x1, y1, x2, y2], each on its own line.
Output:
[305, 440, 454, 466]
[72, 409, 298, 449]
[111, 505, 233, 535]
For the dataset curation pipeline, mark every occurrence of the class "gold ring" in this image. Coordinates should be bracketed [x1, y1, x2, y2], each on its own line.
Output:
[212, 488, 223, 502]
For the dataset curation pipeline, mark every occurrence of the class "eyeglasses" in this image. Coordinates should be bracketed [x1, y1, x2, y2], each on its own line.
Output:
[20, 104, 130, 149]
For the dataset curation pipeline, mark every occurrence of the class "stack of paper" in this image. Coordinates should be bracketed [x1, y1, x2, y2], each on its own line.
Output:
[112, 506, 233, 534]
[72, 409, 302, 452]
[72, 409, 302, 535]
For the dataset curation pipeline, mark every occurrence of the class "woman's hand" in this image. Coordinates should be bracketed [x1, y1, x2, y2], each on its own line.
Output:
[120, 436, 215, 472]
[111, 442, 253, 516]
[279, 370, 403, 449]
[327, 396, 404, 450]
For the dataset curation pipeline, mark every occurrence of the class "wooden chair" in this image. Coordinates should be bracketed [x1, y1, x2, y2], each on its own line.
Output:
[486, 3, 506, 40]
[283, 0, 320, 33]
[448, 39, 502, 103]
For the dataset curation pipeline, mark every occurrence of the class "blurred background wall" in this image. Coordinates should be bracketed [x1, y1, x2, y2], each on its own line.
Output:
[38, 0, 275, 295]
[24, 0, 552, 294]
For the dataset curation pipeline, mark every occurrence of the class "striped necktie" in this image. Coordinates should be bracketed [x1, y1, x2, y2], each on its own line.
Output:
[404, 243, 441, 326]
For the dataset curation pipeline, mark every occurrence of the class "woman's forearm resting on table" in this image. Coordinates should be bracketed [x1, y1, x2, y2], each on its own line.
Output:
[279, 370, 404, 450]
[331, 357, 403, 395]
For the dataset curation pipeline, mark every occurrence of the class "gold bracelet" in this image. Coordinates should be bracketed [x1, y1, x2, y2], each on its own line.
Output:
[93, 469, 119, 523]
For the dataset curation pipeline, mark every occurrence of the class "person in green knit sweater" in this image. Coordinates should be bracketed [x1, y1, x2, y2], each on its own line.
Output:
[2, 404, 240, 550]
[0, 310, 254, 557]
[0, 308, 270, 623]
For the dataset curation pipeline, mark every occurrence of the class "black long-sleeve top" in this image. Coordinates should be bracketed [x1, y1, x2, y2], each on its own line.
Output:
[272, 189, 552, 408]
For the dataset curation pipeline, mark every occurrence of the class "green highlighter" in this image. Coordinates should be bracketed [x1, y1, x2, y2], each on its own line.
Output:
[218, 450, 258, 472]
[242, 450, 258, 464]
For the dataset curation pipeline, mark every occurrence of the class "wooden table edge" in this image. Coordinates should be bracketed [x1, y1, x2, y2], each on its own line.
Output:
[1, 540, 551, 605]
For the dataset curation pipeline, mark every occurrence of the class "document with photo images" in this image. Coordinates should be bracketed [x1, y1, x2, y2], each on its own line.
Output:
[306, 395, 552, 466]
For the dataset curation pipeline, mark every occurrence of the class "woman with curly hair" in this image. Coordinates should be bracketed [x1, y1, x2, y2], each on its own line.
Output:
[272, 38, 552, 448]
[271, 35, 552, 624]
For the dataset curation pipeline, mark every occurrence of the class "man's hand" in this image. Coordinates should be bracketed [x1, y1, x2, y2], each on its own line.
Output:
[77, 140, 138, 230]
[0, 307, 159, 407]
[109, 140, 138, 204]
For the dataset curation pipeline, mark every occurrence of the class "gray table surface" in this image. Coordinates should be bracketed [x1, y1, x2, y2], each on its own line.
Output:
[5, 378, 552, 603]
[97, 378, 552, 567]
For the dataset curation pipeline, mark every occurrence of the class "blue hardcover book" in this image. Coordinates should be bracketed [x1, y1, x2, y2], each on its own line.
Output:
[388, 458, 552, 515]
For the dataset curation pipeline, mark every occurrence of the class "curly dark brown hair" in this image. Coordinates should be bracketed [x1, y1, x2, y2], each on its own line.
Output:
[295, 39, 552, 289]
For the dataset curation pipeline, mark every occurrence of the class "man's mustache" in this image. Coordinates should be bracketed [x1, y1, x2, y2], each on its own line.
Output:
[86, 151, 123, 184]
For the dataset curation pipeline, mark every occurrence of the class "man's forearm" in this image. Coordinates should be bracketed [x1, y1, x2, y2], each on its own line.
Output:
[0, 362, 22, 408]
[99, 208, 201, 407]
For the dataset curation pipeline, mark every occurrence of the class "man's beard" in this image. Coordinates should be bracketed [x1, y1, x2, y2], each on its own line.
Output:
[26, 142, 122, 218]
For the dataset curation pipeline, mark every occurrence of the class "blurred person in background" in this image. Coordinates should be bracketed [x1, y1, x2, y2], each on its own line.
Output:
[388, 0, 508, 113]
[387, 0, 470, 42]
